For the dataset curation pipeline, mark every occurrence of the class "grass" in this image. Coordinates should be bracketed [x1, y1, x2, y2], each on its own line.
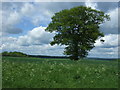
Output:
[2, 56, 118, 88]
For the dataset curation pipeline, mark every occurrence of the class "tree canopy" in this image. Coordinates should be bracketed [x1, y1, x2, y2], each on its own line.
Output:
[45, 6, 110, 60]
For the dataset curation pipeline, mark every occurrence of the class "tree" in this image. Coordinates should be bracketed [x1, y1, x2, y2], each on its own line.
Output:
[45, 6, 110, 60]
[2, 51, 28, 57]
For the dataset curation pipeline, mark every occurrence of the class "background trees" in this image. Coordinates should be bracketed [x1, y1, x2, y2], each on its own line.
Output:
[1, 51, 28, 57]
[45, 6, 110, 60]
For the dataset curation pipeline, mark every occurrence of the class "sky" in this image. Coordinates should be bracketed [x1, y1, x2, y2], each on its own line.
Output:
[0, 1, 119, 58]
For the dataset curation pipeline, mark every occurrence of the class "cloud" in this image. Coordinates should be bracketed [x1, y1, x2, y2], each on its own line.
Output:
[84, 1, 118, 34]
[1, 43, 65, 56]
[20, 3, 35, 15]
[88, 46, 118, 58]
[1, 26, 55, 46]
[0, 36, 18, 51]
[19, 2, 52, 26]
[2, 36, 17, 44]
[88, 34, 119, 58]
[1, 2, 54, 35]
[2, 3, 24, 35]
[2, 2, 118, 35]
[1, 36, 65, 56]
[100, 8, 118, 34]
[17, 26, 54, 46]
[2, 2, 86, 34]
[1, 3, 34, 35]
[23, 2, 85, 26]
[95, 34, 119, 48]
[1, 26, 64, 56]
[85, 0, 98, 9]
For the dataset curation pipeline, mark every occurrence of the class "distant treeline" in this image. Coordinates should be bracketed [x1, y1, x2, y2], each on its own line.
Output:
[28, 55, 69, 59]
[1, 51, 28, 57]
[1, 51, 68, 58]
[1, 51, 118, 60]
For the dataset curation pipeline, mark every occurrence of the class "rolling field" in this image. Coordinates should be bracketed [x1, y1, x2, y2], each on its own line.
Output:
[2, 56, 118, 88]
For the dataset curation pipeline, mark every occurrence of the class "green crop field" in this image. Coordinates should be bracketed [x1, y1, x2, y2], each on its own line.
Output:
[2, 56, 119, 88]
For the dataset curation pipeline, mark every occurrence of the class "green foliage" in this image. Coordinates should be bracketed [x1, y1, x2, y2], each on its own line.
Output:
[45, 6, 110, 60]
[2, 56, 118, 88]
[2, 51, 28, 57]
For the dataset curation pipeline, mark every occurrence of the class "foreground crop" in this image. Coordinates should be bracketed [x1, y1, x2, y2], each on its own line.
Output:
[2, 57, 118, 88]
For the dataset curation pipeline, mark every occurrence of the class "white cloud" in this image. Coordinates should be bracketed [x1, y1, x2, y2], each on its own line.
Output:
[88, 34, 119, 58]
[107, 8, 118, 28]
[88, 46, 118, 58]
[85, 1, 118, 34]
[19, 2, 53, 26]
[1, 36, 18, 52]
[95, 34, 118, 48]
[2, 2, 118, 35]
[1, 43, 64, 56]
[2, 36, 17, 44]
[20, 3, 35, 15]
[17, 26, 54, 46]
[100, 8, 118, 34]
[2, 3, 23, 34]
[1, 26, 64, 56]
[85, 0, 98, 9]
[1, 2, 53, 35]
[0, 24, 64, 56]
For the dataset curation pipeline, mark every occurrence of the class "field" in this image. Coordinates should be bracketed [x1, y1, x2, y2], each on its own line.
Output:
[2, 56, 118, 88]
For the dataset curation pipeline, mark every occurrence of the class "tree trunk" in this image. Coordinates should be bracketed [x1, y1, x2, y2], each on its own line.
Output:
[71, 40, 79, 60]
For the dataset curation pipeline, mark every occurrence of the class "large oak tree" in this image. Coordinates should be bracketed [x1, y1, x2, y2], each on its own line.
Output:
[45, 6, 110, 60]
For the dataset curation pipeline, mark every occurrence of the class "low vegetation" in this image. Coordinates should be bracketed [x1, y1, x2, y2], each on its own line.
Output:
[2, 56, 118, 88]
[1, 51, 28, 57]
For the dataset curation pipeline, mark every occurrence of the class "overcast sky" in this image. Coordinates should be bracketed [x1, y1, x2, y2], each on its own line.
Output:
[1, 1, 119, 58]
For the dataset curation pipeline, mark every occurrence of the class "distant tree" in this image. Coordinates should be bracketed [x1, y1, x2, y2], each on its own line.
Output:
[2, 51, 28, 57]
[45, 6, 110, 60]
[2, 51, 9, 56]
